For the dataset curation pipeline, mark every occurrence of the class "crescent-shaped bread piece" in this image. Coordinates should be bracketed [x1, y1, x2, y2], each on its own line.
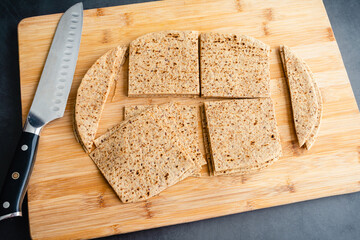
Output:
[279, 45, 319, 147]
[74, 46, 128, 152]
[304, 63, 323, 150]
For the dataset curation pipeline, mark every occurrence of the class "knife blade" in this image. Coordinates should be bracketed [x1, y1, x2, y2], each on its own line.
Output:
[0, 2, 83, 221]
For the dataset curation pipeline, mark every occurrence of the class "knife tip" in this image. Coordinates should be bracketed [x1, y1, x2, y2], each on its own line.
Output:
[69, 2, 83, 13]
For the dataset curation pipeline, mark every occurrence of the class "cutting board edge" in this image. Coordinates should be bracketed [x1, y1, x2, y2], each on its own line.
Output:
[28, 185, 360, 240]
[18, 0, 360, 239]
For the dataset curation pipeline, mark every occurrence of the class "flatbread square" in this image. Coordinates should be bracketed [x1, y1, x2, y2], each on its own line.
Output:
[200, 32, 270, 98]
[128, 31, 200, 97]
[204, 98, 282, 175]
[90, 105, 196, 203]
[125, 105, 206, 167]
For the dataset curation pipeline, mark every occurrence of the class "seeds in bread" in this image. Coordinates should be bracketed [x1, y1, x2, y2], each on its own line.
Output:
[204, 98, 282, 173]
[74, 46, 128, 152]
[90, 105, 196, 203]
[200, 32, 270, 98]
[279, 45, 319, 147]
[128, 31, 200, 97]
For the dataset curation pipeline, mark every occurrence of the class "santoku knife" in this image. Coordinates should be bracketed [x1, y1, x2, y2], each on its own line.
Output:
[0, 2, 83, 221]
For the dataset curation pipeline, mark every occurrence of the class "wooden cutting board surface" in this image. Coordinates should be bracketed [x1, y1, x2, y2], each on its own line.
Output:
[18, 0, 360, 239]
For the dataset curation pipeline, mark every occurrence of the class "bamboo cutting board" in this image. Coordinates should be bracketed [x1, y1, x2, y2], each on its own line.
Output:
[18, 0, 360, 239]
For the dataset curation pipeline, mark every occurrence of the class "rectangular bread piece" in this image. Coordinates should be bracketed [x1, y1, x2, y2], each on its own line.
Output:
[125, 105, 206, 167]
[204, 98, 282, 174]
[128, 31, 200, 97]
[200, 32, 270, 98]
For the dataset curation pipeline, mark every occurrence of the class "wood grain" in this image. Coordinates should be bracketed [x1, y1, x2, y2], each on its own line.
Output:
[17, 0, 360, 239]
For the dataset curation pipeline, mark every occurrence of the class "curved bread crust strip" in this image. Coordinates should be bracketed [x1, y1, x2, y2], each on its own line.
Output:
[280, 45, 318, 147]
[200, 32, 270, 98]
[128, 31, 200, 97]
[74, 46, 128, 152]
[304, 63, 323, 150]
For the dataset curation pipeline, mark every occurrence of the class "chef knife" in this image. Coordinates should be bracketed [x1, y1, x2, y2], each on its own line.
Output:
[0, 2, 83, 221]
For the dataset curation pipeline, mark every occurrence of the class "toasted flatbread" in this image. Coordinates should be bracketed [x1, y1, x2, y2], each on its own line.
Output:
[74, 46, 128, 152]
[204, 99, 282, 174]
[90, 105, 196, 203]
[93, 120, 126, 147]
[279, 45, 319, 147]
[94, 104, 203, 176]
[304, 63, 323, 150]
[200, 32, 270, 98]
[125, 105, 206, 167]
[128, 31, 200, 97]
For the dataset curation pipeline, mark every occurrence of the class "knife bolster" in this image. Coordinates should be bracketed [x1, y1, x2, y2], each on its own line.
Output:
[24, 116, 43, 135]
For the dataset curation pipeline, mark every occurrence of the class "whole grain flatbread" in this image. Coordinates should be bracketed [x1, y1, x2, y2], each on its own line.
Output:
[200, 32, 271, 98]
[128, 31, 200, 97]
[279, 45, 319, 147]
[304, 62, 323, 150]
[93, 120, 127, 147]
[213, 158, 278, 176]
[125, 105, 206, 167]
[90, 105, 196, 203]
[74, 46, 128, 152]
[204, 99, 282, 173]
[94, 103, 203, 176]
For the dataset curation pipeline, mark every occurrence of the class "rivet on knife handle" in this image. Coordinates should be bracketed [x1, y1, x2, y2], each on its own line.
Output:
[0, 131, 39, 221]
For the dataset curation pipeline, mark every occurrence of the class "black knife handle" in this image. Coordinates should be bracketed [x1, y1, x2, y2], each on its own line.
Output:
[0, 131, 39, 221]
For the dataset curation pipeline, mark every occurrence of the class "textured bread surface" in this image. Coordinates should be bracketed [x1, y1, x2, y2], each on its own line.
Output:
[280, 45, 319, 147]
[125, 105, 206, 167]
[90, 104, 195, 203]
[128, 31, 200, 96]
[204, 98, 282, 174]
[303, 58, 323, 150]
[200, 32, 270, 98]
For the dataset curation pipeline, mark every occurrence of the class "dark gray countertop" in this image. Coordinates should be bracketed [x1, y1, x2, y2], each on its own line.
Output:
[0, 0, 359, 239]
